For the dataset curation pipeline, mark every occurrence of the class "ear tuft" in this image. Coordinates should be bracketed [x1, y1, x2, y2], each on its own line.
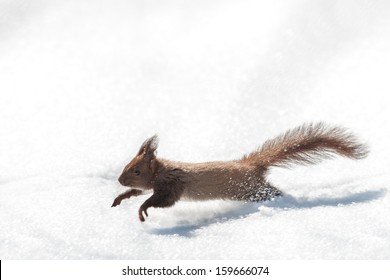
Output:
[138, 134, 159, 156]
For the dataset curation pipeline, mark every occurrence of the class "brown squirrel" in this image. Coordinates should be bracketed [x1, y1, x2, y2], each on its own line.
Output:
[112, 123, 368, 222]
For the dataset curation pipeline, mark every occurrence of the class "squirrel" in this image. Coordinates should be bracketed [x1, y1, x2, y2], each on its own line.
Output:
[112, 123, 368, 222]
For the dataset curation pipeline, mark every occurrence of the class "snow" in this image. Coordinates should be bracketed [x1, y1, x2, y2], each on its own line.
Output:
[1, 0, 390, 259]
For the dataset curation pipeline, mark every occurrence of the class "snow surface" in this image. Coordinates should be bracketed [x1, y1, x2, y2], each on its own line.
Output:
[1, 0, 390, 259]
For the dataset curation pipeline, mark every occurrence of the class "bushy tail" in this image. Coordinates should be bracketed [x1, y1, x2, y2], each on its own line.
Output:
[241, 123, 368, 169]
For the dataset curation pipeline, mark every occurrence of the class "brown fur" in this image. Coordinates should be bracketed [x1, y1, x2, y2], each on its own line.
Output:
[112, 123, 368, 222]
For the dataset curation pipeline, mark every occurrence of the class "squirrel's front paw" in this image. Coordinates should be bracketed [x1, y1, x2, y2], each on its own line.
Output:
[138, 207, 148, 222]
[111, 198, 122, 207]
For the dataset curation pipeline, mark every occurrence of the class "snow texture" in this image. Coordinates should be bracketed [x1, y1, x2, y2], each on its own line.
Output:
[1, 0, 390, 259]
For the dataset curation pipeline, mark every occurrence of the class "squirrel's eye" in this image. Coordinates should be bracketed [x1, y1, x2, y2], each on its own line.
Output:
[133, 169, 141, 176]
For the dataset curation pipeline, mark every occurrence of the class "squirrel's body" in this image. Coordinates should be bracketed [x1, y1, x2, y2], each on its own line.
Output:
[155, 159, 280, 201]
[112, 123, 368, 222]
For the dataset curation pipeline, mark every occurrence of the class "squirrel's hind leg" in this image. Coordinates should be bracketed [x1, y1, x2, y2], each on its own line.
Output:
[243, 182, 283, 202]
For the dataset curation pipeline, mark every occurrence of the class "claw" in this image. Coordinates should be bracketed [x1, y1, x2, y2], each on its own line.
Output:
[138, 207, 148, 222]
[111, 199, 121, 207]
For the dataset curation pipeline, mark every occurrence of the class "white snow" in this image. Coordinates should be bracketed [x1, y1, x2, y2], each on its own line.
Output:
[1, 0, 390, 259]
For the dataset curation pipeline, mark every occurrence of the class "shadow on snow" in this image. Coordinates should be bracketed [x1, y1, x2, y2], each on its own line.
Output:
[148, 188, 386, 238]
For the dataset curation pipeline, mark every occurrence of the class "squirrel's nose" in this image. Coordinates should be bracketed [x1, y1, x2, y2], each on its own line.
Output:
[118, 174, 126, 185]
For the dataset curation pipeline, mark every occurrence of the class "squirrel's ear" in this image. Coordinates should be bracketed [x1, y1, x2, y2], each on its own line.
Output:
[138, 135, 159, 159]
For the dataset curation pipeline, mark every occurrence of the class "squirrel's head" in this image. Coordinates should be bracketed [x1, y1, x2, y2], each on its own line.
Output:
[118, 135, 158, 190]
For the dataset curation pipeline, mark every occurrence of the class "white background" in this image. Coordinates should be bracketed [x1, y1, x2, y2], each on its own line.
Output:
[2, 260, 390, 280]
[1, 0, 390, 259]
